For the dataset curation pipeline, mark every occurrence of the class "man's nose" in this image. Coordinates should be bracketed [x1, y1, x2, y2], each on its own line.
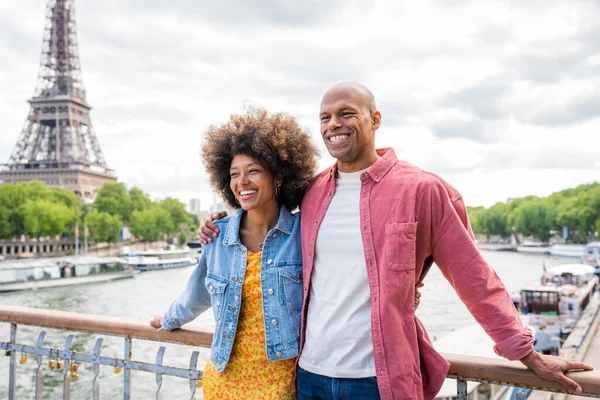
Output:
[328, 116, 342, 130]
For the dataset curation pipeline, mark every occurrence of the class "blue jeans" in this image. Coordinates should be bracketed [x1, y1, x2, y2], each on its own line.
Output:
[296, 366, 381, 400]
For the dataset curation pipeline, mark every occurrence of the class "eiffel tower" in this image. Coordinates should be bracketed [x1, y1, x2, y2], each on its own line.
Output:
[0, 0, 116, 202]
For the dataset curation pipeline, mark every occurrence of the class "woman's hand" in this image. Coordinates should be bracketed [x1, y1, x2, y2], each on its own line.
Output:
[414, 282, 424, 310]
[150, 315, 162, 329]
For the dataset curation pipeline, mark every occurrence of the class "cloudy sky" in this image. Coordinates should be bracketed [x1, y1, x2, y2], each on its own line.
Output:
[1, 0, 599, 210]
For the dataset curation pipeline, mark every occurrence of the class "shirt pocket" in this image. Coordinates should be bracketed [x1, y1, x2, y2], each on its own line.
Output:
[385, 222, 417, 272]
[204, 275, 228, 322]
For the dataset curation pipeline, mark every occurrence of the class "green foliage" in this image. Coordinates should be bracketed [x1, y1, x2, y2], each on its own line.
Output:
[86, 210, 121, 243]
[22, 200, 73, 239]
[130, 187, 152, 213]
[468, 182, 600, 242]
[94, 182, 132, 222]
[129, 206, 174, 242]
[0, 181, 193, 244]
[158, 197, 188, 234]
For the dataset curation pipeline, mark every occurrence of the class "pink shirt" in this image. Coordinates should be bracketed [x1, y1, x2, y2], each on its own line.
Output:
[299, 148, 533, 400]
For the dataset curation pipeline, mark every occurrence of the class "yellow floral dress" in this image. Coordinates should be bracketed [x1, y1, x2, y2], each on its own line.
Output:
[202, 251, 296, 399]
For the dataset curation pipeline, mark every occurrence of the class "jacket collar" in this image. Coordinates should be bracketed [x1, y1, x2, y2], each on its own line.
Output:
[223, 206, 294, 246]
[326, 147, 398, 183]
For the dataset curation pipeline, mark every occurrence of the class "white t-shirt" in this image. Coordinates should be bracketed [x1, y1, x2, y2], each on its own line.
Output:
[298, 169, 375, 378]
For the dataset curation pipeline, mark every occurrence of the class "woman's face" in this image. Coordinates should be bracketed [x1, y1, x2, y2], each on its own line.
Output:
[229, 154, 277, 211]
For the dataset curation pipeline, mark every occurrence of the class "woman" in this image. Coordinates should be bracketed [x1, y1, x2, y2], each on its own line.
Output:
[151, 107, 319, 399]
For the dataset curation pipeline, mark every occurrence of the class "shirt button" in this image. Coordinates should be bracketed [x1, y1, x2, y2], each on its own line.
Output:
[327, 192, 331, 196]
[267, 259, 273, 264]
[304, 287, 307, 291]
[375, 175, 379, 179]
[209, 285, 213, 291]
[313, 221, 317, 226]
[276, 351, 282, 357]
[308, 254, 312, 258]
[271, 319, 278, 325]
[273, 233, 278, 238]
[268, 288, 274, 295]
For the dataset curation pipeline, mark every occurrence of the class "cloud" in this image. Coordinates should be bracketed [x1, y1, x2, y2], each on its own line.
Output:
[2, 0, 600, 209]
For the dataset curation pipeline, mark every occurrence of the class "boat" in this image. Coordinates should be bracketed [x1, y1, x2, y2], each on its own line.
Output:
[516, 241, 550, 255]
[516, 263, 599, 355]
[549, 244, 586, 258]
[123, 246, 198, 272]
[583, 242, 600, 276]
[0, 256, 136, 293]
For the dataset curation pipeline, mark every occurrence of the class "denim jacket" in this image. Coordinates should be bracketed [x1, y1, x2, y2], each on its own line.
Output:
[161, 206, 303, 372]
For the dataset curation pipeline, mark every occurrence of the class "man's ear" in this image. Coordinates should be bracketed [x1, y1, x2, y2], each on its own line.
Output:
[371, 110, 382, 130]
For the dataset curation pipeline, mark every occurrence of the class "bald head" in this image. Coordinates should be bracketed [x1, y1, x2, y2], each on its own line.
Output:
[321, 82, 377, 113]
[319, 81, 382, 172]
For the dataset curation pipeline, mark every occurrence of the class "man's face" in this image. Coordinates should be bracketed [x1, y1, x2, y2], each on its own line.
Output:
[319, 87, 379, 168]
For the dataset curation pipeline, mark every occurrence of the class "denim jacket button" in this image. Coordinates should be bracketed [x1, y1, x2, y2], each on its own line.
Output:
[268, 288, 274, 295]
[271, 319, 278, 325]
[276, 351, 282, 357]
[267, 259, 273, 264]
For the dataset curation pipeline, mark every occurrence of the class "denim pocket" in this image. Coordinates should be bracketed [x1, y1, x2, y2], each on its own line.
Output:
[204, 275, 228, 322]
[385, 222, 417, 271]
[278, 266, 303, 337]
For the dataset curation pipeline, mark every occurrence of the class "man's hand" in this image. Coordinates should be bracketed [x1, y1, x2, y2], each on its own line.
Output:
[414, 282, 424, 310]
[150, 315, 162, 329]
[198, 211, 228, 244]
[520, 350, 593, 394]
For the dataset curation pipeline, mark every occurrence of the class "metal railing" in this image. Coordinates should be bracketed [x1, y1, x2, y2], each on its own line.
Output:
[1, 305, 600, 399]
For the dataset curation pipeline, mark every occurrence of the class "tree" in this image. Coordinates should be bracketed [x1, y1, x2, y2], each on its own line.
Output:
[159, 197, 188, 234]
[94, 182, 132, 222]
[508, 198, 557, 242]
[21, 200, 72, 239]
[130, 187, 152, 213]
[129, 206, 174, 242]
[0, 181, 51, 237]
[86, 210, 122, 243]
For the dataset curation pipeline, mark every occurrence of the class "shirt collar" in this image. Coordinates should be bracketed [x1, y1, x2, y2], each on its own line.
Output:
[223, 206, 294, 246]
[326, 147, 398, 183]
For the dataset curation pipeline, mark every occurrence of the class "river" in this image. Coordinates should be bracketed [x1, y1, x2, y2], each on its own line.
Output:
[0, 250, 578, 399]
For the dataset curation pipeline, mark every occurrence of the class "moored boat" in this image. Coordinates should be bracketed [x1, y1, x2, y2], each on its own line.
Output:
[517, 263, 598, 355]
[124, 246, 198, 272]
[583, 242, 600, 276]
[549, 244, 586, 258]
[0, 256, 136, 293]
[516, 241, 550, 255]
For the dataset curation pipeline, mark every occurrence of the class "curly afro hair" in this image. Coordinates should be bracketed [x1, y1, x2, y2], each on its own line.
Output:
[202, 107, 319, 210]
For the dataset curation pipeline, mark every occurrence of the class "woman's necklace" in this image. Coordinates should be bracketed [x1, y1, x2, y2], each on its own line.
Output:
[247, 223, 264, 250]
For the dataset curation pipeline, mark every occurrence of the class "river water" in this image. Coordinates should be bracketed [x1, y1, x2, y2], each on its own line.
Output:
[0, 250, 577, 399]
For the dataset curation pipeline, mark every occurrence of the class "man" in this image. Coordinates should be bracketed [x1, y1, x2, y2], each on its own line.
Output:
[199, 82, 591, 400]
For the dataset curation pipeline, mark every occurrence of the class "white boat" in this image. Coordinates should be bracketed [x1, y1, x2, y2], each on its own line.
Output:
[0, 256, 136, 293]
[583, 242, 600, 275]
[517, 263, 599, 355]
[516, 241, 550, 255]
[549, 244, 586, 258]
[124, 246, 198, 272]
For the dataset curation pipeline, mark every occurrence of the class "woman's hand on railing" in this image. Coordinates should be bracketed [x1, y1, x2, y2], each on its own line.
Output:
[150, 315, 162, 329]
[520, 349, 593, 394]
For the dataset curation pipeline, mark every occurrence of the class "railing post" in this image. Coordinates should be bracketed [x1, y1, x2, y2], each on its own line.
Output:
[62, 334, 74, 400]
[8, 323, 17, 400]
[155, 346, 166, 400]
[457, 379, 468, 400]
[92, 338, 103, 400]
[124, 336, 132, 400]
[188, 351, 200, 400]
[34, 331, 47, 400]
